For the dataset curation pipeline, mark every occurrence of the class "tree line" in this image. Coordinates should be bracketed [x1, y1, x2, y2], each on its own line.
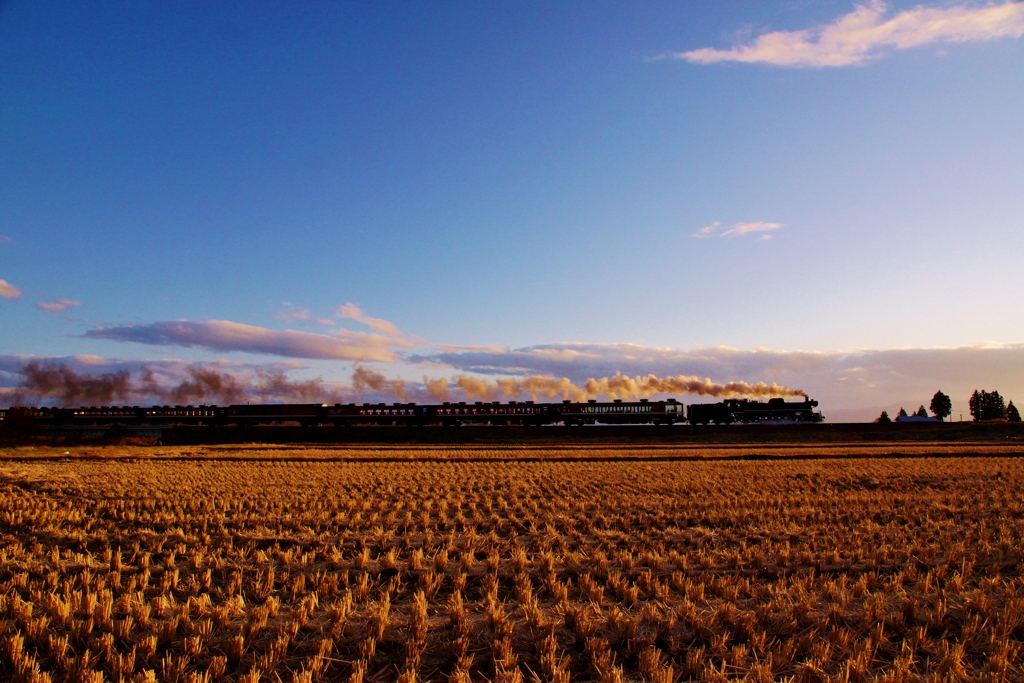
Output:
[876, 389, 1021, 423]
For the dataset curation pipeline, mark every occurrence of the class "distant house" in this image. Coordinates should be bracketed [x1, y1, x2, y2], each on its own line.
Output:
[895, 415, 938, 423]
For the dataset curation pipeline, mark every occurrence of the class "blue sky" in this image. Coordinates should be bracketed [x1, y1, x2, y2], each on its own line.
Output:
[1, 1, 1023, 420]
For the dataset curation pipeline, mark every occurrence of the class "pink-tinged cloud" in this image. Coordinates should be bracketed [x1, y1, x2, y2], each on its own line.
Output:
[274, 302, 311, 322]
[36, 298, 83, 313]
[676, 1, 1024, 68]
[693, 221, 782, 239]
[83, 319, 411, 362]
[0, 279, 22, 299]
[337, 303, 405, 338]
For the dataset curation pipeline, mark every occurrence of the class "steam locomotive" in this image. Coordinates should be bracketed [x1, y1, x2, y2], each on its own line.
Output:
[1, 397, 823, 427]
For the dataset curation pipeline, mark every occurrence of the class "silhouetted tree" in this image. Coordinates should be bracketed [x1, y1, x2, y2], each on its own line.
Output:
[897, 407, 908, 418]
[914, 405, 928, 418]
[876, 410, 891, 423]
[930, 390, 952, 421]
[969, 390, 1007, 421]
[1008, 401, 1021, 423]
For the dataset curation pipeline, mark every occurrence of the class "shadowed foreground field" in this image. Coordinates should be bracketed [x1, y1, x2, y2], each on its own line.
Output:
[1, 454, 1023, 682]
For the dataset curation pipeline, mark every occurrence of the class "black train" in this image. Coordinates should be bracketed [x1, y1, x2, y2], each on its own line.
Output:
[687, 397, 823, 425]
[1, 396, 823, 427]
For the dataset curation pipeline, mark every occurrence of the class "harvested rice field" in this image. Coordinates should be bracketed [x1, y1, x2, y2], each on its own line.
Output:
[1, 451, 1023, 682]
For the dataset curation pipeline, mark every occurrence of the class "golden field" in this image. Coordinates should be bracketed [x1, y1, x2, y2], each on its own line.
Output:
[1, 451, 1023, 682]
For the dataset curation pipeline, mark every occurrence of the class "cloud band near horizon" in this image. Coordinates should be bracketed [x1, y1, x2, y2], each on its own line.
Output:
[415, 341, 1024, 420]
[3, 341, 1024, 421]
[63, 309, 1024, 421]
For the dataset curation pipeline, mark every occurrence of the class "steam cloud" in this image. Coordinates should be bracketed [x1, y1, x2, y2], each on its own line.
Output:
[139, 368, 245, 405]
[10, 360, 802, 409]
[421, 372, 803, 402]
[11, 362, 338, 407]
[352, 366, 407, 399]
[253, 370, 331, 402]
[15, 361, 132, 405]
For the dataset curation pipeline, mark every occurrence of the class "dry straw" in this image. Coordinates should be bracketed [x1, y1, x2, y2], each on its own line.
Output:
[0, 454, 1021, 681]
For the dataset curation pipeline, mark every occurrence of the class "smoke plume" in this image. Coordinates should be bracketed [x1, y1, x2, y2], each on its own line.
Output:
[424, 377, 451, 402]
[164, 368, 246, 405]
[10, 360, 803, 408]
[11, 362, 340, 407]
[424, 371, 803, 402]
[447, 372, 803, 402]
[14, 361, 132, 405]
[352, 366, 406, 399]
[583, 374, 805, 400]
[253, 370, 333, 403]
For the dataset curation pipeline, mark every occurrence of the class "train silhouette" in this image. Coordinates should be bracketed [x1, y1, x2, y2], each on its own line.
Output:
[2, 397, 823, 427]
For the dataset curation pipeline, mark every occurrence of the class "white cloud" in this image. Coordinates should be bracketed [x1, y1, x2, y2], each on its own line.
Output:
[336, 303, 405, 338]
[36, 298, 82, 313]
[274, 302, 311, 322]
[0, 279, 22, 299]
[693, 221, 782, 238]
[676, 1, 1024, 68]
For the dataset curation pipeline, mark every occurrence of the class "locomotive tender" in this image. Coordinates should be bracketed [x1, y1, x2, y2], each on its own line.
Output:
[1, 397, 822, 427]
